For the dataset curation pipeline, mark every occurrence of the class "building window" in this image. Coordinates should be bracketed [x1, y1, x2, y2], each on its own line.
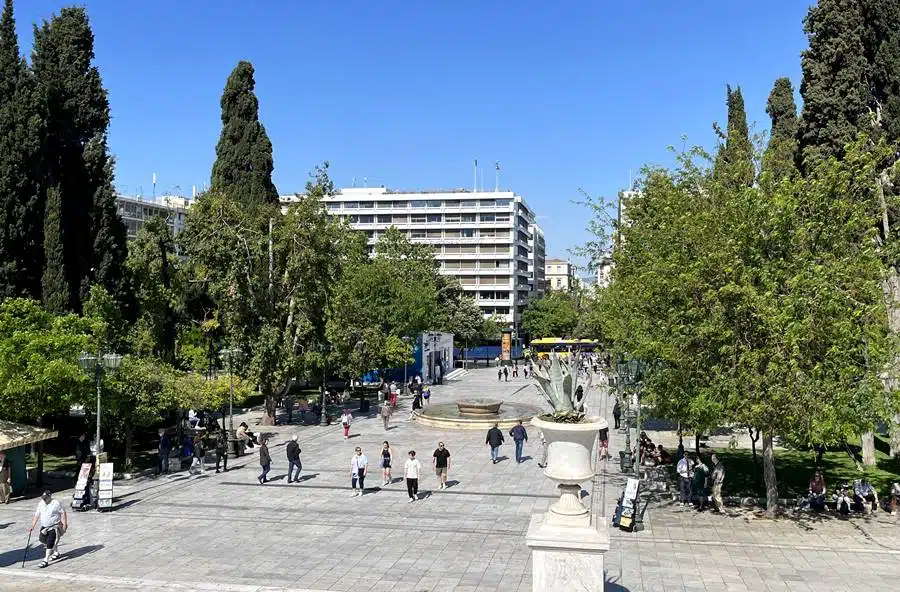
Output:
[461, 214, 476, 222]
[410, 230, 426, 239]
[327, 202, 341, 211]
[358, 215, 374, 224]
[445, 214, 461, 223]
[377, 215, 392, 223]
[481, 214, 496, 222]
[358, 201, 373, 209]
[427, 214, 442, 223]
[411, 200, 427, 208]
[426, 200, 442, 208]
[460, 200, 477, 208]
[376, 201, 393, 209]
[393, 214, 408, 223]
[445, 200, 460, 208]
[411, 215, 426, 224]
[556, 278, 562, 287]
[461, 229, 475, 238]
[343, 202, 358, 209]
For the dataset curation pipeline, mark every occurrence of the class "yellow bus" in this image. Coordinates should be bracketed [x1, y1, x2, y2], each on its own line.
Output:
[527, 338, 600, 360]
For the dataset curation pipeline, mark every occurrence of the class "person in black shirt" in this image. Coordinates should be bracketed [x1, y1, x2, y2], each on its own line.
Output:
[432, 442, 451, 489]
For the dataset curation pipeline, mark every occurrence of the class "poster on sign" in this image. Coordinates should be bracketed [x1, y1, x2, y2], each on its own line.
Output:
[71, 462, 93, 509]
[97, 462, 114, 509]
[500, 330, 512, 363]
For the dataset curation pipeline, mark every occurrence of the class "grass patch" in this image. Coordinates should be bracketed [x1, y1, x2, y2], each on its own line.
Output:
[27, 450, 160, 474]
[699, 437, 900, 499]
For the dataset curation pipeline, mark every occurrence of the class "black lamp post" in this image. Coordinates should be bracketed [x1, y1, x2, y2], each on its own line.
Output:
[77, 351, 122, 508]
[219, 348, 243, 436]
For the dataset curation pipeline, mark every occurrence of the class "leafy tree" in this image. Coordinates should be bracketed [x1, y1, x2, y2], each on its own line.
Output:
[181, 166, 360, 424]
[521, 291, 579, 339]
[763, 77, 799, 181]
[31, 7, 130, 313]
[434, 276, 484, 346]
[713, 85, 754, 187]
[210, 61, 278, 205]
[0, 0, 44, 300]
[0, 298, 94, 423]
[41, 186, 68, 313]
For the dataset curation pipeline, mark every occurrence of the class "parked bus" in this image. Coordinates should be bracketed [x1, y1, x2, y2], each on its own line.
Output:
[526, 338, 600, 360]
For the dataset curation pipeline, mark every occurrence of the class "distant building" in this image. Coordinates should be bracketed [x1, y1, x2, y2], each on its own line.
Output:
[595, 251, 613, 288]
[545, 258, 578, 291]
[313, 186, 541, 327]
[116, 194, 191, 240]
[528, 223, 547, 298]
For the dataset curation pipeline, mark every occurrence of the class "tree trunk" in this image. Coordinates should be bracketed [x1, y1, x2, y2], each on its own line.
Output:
[124, 427, 133, 471]
[891, 413, 900, 458]
[881, 268, 900, 457]
[762, 431, 779, 518]
[261, 390, 277, 426]
[861, 431, 877, 466]
[694, 432, 701, 456]
[749, 427, 759, 465]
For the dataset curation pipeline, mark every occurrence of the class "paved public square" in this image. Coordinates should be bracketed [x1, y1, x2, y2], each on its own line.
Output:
[0, 367, 899, 591]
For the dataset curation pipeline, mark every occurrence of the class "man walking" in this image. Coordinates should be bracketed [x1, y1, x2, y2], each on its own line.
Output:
[612, 399, 622, 430]
[30, 491, 67, 568]
[486, 423, 504, 464]
[258, 436, 271, 485]
[214, 430, 228, 473]
[432, 442, 451, 489]
[405, 450, 422, 502]
[676, 453, 694, 506]
[156, 429, 171, 476]
[381, 401, 392, 430]
[509, 420, 528, 463]
[710, 453, 725, 512]
[286, 435, 302, 483]
[503, 366, 509, 382]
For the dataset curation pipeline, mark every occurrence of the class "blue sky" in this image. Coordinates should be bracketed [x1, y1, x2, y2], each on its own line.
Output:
[17, 1, 812, 267]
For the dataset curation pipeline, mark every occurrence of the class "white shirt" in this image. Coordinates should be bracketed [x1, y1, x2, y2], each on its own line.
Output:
[340, 412, 352, 425]
[351, 454, 368, 474]
[404, 458, 422, 479]
[34, 499, 64, 528]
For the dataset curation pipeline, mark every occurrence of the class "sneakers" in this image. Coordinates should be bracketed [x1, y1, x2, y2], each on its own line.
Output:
[440, 484, 445, 490]
[50, 553, 59, 561]
[39, 561, 48, 568]
[408, 497, 415, 503]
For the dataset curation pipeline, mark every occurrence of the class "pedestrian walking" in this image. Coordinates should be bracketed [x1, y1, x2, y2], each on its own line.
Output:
[29, 491, 67, 568]
[0, 452, 11, 504]
[286, 435, 302, 483]
[380, 441, 393, 486]
[503, 366, 509, 382]
[422, 386, 431, 406]
[509, 420, 528, 463]
[379, 379, 390, 405]
[258, 436, 271, 485]
[486, 423, 505, 464]
[405, 450, 421, 502]
[389, 381, 399, 407]
[190, 436, 205, 475]
[612, 398, 622, 430]
[676, 454, 694, 506]
[432, 442, 451, 489]
[598, 425, 610, 461]
[380, 401, 392, 430]
[74, 434, 90, 474]
[340, 409, 352, 439]
[538, 431, 548, 468]
[710, 453, 725, 512]
[497, 366, 503, 381]
[512, 362, 519, 378]
[351, 447, 368, 497]
[214, 430, 228, 473]
[523, 365, 529, 379]
[155, 429, 171, 476]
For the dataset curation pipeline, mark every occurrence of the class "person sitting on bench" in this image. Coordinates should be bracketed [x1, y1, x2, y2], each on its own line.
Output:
[853, 478, 879, 514]
[808, 471, 826, 512]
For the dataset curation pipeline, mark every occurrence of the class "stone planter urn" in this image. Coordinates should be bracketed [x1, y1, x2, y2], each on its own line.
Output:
[531, 414, 607, 525]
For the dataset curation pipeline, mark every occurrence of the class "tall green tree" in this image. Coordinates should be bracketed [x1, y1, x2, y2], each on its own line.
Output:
[31, 7, 130, 313]
[798, 0, 870, 169]
[713, 85, 754, 187]
[210, 61, 278, 205]
[0, 0, 44, 299]
[41, 186, 67, 313]
[521, 291, 580, 339]
[763, 77, 799, 181]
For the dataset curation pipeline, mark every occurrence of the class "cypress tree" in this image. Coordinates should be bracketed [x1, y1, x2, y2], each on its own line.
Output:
[31, 7, 130, 313]
[861, 0, 900, 143]
[763, 77, 799, 181]
[41, 185, 67, 313]
[211, 61, 278, 205]
[714, 85, 754, 188]
[0, 0, 43, 299]
[798, 0, 869, 169]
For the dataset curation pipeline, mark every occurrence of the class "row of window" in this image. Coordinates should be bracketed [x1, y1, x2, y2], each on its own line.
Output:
[442, 261, 510, 270]
[457, 276, 513, 286]
[362, 229, 512, 240]
[328, 198, 512, 210]
[341, 213, 511, 224]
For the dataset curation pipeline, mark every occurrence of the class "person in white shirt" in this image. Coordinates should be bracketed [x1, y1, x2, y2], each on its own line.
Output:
[405, 450, 422, 502]
[350, 447, 368, 497]
[29, 491, 68, 568]
[340, 409, 352, 439]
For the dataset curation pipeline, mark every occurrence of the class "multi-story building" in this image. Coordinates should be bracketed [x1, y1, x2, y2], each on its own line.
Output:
[595, 251, 613, 288]
[317, 187, 539, 326]
[528, 223, 547, 298]
[545, 258, 577, 291]
[116, 194, 191, 240]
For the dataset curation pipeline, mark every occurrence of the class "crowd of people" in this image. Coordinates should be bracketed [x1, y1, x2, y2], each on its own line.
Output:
[807, 472, 900, 516]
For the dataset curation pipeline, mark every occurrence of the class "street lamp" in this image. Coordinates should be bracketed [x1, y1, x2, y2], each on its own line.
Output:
[219, 348, 243, 434]
[77, 351, 122, 489]
[401, 336, 412, 394]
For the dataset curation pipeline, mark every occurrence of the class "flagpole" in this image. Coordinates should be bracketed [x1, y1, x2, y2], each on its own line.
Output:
[473, 159, 478, 193]
[495, 162, 500, 192]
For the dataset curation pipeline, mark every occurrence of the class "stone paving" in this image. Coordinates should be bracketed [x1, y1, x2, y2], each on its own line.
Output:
[0, 367, 898, 591]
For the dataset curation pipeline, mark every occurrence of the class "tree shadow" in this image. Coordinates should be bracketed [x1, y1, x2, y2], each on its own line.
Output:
[105, 499, 140, 512]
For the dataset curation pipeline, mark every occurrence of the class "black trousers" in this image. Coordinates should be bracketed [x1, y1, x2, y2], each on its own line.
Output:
[406, 478, 419, 499]
[614, 416, 621, 429]
[215, 451, 227, 471]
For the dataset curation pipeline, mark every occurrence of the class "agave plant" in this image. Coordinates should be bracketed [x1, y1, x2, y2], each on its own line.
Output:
[531, 350, 592, 416]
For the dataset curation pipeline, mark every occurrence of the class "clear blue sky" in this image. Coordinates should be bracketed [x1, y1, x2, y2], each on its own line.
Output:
[17, 1, 812, 267]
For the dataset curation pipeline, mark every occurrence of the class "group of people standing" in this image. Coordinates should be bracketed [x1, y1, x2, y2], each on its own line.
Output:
[497, 361, 529, 382]
[348, 440, 451, 502]
[676, 451, 725, 512]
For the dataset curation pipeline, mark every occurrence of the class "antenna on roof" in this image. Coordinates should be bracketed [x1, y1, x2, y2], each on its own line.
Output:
[152, 173, 157, 198]
[495, 162, 500, 192]
[473, 159, 478, 193]
[363, 176, 368, 188]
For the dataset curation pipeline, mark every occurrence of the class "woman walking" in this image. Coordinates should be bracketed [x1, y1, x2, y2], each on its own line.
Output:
[340, 409, 353, 439]
[381, 441, 393, 486]
[351, 447, 368, 497]
[405, 450, 422, 502]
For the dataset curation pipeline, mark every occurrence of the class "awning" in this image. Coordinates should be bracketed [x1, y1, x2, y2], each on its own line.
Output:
[0, 420, 58, 451]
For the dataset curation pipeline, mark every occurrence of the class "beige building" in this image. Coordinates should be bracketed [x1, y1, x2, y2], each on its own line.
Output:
[545, 258, 577, 291]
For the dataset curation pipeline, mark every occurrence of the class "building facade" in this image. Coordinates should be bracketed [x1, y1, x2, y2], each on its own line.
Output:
[545, 258, 578, 291]
[116, 194, 191, 240]
[528, 223, 547, 298]
[316, 187, 539, 326]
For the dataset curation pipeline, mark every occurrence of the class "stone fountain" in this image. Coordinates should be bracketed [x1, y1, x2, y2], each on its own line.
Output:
[415, 397, 542, 430]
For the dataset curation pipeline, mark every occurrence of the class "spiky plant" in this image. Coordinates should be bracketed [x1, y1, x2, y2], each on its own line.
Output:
[532, 350, 592, 417]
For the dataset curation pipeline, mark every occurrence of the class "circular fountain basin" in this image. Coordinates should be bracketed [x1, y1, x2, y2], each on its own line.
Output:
[456, 399, 503, 416]
[415, 400, 544, 430]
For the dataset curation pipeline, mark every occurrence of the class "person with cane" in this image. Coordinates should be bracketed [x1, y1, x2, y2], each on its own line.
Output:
[29, 490, 68, 568]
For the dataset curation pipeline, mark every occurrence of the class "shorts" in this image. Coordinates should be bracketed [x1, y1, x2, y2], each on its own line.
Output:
[599, 439, 609, 449]
[381, 460, 391, 469]
[435, 466, 447, 476]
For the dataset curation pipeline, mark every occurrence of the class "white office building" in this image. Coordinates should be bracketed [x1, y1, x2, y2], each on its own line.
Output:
[116, 194, 191, 240]
[546, 258, 578, 291]
[528, 223, 547, 297]
[316, 187, 540, 326]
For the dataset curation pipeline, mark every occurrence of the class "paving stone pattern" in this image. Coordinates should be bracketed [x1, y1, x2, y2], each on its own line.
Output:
[0, 367, 898, 591]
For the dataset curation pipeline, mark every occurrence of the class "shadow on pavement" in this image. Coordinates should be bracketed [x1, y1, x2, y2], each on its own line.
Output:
[605, 576, 632, 591]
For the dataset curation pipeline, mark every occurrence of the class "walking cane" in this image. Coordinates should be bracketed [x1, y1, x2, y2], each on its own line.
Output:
[21, 529, 33, 568]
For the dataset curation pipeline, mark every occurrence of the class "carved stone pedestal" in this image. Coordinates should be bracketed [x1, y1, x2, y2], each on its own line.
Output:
[526, 513, 609, 592]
